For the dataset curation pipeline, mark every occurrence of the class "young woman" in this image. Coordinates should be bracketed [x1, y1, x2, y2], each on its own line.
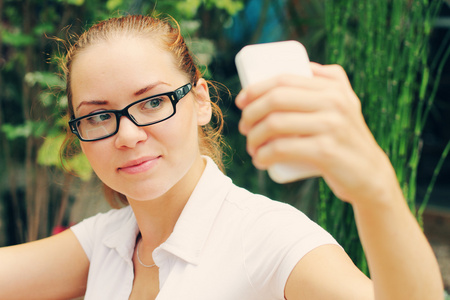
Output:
[0, 15, 444, 300]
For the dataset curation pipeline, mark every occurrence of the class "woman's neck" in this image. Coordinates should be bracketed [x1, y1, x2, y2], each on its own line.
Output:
[128, 155, 206, 249]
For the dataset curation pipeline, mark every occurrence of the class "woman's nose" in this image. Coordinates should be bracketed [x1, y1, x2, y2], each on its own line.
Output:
[114, 116, 148, 149]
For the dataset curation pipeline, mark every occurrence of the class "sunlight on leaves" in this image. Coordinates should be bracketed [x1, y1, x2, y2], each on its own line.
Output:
[38, 135, 65, 167]
[37, 133, 93, 181]
[67, 153, 93, 181]
[106, 0, 123, 11]
[24, 71, 65, 89]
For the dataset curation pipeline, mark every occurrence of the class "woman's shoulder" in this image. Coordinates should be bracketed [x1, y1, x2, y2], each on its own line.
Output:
[71, 206, 134, 242]
[225, 183, 301, 218]
[78, 205, 133, 227]
[70, 206, 135, 260]
[224, 182, 336, 244]
[223, 183, 339, 297]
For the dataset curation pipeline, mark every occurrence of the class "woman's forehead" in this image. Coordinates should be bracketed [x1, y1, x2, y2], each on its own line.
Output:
[69, 40, 189, 109]
[75, 37, 172, 69]
[72, 38, 182, 85]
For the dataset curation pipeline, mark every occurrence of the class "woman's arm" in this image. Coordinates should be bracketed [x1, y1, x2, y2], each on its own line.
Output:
[0, 229, 89, 299]
[284, 175, 442, 300]
[236, 63, 444, 300]
[350, 175, 443, 300]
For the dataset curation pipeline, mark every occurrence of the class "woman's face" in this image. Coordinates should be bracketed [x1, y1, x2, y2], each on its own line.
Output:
[70, 37, 211, 202]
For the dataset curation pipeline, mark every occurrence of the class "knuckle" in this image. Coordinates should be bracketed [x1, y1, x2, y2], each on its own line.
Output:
[245, 130, 255, 146]
[266, 90, 283, 107]
[323, 111, 348, 133]
[269, 139, 287, 156]
[244, 86, 259, 102]
[275, 74, 295, 87]
[326, 90, 350, 113]
[315, 136, 336, 160]
[324, 81, 342, 96]
[240, 108, 253, 123]
[329, 64, 346, 75]
[321, 114, 337, 130]
[265, 113, 281, 131]
[329, 81, 342, 93]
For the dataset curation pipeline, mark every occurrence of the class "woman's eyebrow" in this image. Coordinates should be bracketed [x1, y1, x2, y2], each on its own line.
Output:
[76, 100, 109, 112]
[75, 81, 171, 112]
[134, 81, 170, 97]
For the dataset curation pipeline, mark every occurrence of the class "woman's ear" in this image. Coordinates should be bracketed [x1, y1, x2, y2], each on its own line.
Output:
[194, 78, 212, 126]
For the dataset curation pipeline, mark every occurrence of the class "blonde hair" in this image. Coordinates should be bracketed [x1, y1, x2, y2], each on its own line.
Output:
[61, 15, 226, 208]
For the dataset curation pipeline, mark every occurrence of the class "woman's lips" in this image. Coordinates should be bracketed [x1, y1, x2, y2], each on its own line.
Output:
[118, 156, 160, 174]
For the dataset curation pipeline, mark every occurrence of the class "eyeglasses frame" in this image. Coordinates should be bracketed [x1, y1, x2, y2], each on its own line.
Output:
[69, 83, 193, 142]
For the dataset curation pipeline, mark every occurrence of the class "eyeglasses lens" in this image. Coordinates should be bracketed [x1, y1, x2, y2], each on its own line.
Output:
[76, 94, 174, 141]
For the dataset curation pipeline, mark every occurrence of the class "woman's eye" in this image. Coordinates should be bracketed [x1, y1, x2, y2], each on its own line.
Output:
[86, 113, 112, 125]
[144, 98, 163, 109]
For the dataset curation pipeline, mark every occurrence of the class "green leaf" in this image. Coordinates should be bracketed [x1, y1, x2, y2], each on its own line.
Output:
[206, 0, 244, 15]
[69, 0, 85, 5]
[176, 0, 202, 18]
[58, 95, 69, 109]
[58, 0, 85, 6]
[32, 23, 55, 36]
[1, 121, 46, 140]
[180, 20, 201, 36]
[106, 0, 123, 11]
[67, 153, 93, 181]
[37, 134, 65, 167]
[38, 133, 92, 181]
[55, 115, 70, 128]
[188, 38, 216, 67]
[33, 121, 48, 138]
[1, 124, 28, 140]
[24, 71, 65, 89]
[1, 29, 35, 47]
[39, 91, 56, 107]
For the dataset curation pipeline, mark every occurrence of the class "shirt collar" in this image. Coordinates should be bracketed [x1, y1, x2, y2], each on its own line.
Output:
[103, 206, 139, 262]
[102, 156, 233, 265]
[157, 156, 232, 265]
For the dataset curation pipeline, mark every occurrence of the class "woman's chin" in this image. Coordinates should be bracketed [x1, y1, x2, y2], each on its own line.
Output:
[122, 186, 171, 203]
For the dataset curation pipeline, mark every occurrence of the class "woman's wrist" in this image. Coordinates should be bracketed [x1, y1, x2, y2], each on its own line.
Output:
[348, 152, 406, 212]
[350, 170, 406, 217]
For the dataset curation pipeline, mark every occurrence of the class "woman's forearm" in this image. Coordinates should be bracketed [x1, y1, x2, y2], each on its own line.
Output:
[352, 179, 444, 300]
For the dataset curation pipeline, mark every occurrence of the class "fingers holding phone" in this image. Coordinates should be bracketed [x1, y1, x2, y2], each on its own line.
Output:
[235, 42, 394, 204]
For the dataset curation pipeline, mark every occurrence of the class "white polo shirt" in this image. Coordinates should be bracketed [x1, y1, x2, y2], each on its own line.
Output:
[71, 157, 338, 299]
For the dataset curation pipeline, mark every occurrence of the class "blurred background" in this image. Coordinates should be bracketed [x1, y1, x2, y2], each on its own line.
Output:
[1, 0, 449, 294]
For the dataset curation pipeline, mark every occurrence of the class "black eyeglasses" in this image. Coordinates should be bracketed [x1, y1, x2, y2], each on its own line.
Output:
[69, 83, 192, 142]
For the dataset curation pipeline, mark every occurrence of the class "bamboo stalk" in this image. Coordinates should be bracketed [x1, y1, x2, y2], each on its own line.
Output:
[418, 140, 450, 221]
[319, 0, 444, 274]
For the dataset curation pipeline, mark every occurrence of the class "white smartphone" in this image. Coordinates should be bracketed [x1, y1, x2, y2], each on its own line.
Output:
[235, 40, 320, 183]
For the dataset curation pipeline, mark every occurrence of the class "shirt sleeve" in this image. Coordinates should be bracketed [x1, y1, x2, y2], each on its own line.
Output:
[242, 200, 340, 299]
[70, 214, 100, 261]
[70, 208, 123, 261]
